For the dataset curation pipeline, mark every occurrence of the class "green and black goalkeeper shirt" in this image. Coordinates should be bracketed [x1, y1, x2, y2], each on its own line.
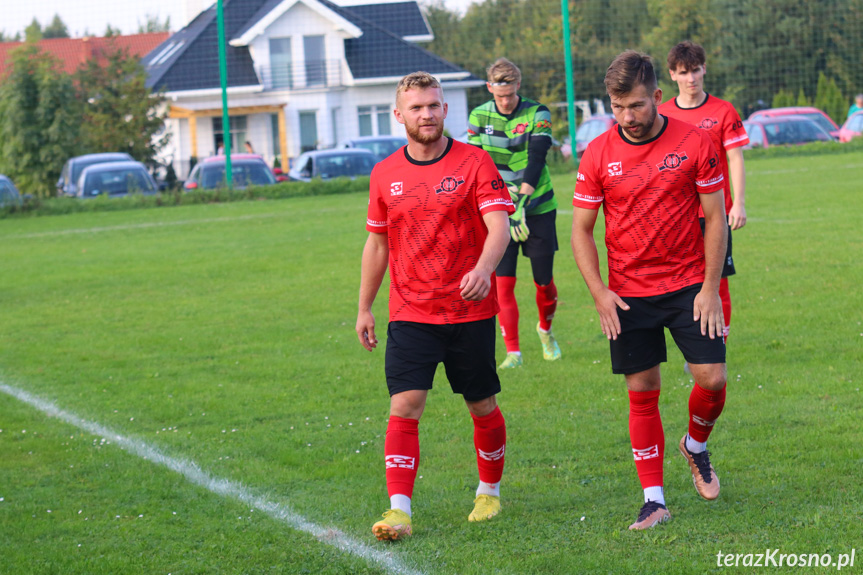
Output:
[467, 96, 557, 216]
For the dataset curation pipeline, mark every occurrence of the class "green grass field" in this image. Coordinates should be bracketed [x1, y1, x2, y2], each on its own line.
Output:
[1, 152, 861, 574]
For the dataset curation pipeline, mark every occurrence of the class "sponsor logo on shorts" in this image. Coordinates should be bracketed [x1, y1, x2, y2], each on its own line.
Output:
[385, 455, 416, 469]
[435, 175, 465, 194]
[692, 414, 716, 427]
[632, 444, 660, 461]
[478, 445, 506, 461]
[390, 182, 403, 196]
[657, 152, 688, 172]
[607, 161, 623, 176]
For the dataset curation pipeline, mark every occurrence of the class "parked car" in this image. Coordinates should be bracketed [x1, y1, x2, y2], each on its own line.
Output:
[75, 161, 159, 198]
[747, 107, 839, 140]
[338, 136, 407, 161]
[838, 110, 863, 143]
[57, 153, 134, 197]
[0, 174, 21, 207]
[742, 116, 834, 149]
[183, 154, 277, 190]
[288, 149, 378, 182]
[562, 114, 617, 158]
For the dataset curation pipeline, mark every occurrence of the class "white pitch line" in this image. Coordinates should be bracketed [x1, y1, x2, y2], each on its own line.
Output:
[0, 382, 425, 575]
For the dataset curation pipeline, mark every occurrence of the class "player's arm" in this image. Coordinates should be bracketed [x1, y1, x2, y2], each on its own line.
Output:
[694, 190, 727, 339]
[726, 147, 746, 230]
[356, 231, 389, 351]
[520, 106, 553, 198]
[466, 110, 483, 148]
[460, 210, 510, 301]
[571, 207, 630, 340]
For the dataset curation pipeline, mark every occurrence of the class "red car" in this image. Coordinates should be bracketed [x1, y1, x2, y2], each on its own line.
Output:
[742, 116, 833, 149]
[838, 110, 863, 143]
[747, 107, 839, 140]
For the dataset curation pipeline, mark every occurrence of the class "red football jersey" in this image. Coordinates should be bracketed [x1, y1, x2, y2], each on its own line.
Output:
[573, 116, 725, 297]
[367, 138, 514, 324]
[658, 94, 748, 213]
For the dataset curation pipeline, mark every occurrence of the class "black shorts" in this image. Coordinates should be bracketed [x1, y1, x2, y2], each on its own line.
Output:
[384, 318, 501, 401]
[610, 284, 726, 375]
[699, 219, 735, 278]
[497, 210, 559, 278]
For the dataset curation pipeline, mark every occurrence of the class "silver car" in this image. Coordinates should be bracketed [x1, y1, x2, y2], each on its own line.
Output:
[76, 161, 158, 198]
[57, 152, 134, 197]
[288, 149, 378, 182]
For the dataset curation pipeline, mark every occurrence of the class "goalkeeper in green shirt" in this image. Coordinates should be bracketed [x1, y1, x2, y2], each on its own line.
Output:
[468, 58, 561, 369]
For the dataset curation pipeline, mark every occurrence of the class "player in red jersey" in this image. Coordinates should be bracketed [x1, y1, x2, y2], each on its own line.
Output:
[356, 71, 513, 541]
[659, 41, 749, 347]
[571, 51, 729, 530]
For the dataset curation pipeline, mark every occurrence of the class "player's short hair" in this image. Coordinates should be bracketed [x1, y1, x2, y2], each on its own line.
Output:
[396, 72, 442, 102]
[486, 58, 521, 86]
[856, 93, 863, 101]
[605, 50, 658, 98]
[667, 41, 707, 72]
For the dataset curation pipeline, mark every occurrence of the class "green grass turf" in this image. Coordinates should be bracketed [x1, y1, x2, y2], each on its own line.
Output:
[1, 152, 861, 574]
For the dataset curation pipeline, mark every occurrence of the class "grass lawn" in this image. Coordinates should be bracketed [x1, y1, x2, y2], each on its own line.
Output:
[0, 152, 861, 574]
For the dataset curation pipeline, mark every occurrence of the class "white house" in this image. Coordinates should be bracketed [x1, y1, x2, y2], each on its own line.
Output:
[145, 0, 483, 176]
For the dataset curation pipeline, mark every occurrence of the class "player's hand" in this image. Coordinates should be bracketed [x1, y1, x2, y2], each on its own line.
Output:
[460, 268, 492, 301]
[593, 287, 630, 340]
[356, 310, 378, 351]
[693, 288, 725, 340]
[728, 203, 746, 230]
[509, 194, 529, 242]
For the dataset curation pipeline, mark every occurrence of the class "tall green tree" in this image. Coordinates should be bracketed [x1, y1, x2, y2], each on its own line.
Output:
[24, 18, 42, 42]
[103, 24, 122, 37]
[0, 44, 80, 197]
[74, 46, 168, 164]
[43, 14, 70, 39]
[136, 15, 172, 34]
[814, 73, 847, 125]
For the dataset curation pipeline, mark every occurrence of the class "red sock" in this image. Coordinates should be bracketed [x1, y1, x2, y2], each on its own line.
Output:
[496, 276, 520, 352]
[688, 383, 726, 443]
[384, 416, 420, 498]
[628, 390, 664, 489]
[535, 279, 558, 332]
[472, 407, 506, 485]
[719, 277, 731, 342]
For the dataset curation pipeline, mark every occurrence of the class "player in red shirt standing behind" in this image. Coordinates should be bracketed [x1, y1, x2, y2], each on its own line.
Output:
[571, 51, 729, 530]
[356, 72, 514, 541]
[659, 41, 749, 349]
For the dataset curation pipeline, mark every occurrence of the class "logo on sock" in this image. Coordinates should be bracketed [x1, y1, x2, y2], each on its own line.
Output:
[478, 445, 506, 461]
[385, 455, 416, 469]
[632, 445, 660, 461]
[692, 414, 716, 427]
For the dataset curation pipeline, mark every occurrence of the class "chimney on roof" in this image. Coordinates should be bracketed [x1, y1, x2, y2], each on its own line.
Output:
[81, 37, 91, 66]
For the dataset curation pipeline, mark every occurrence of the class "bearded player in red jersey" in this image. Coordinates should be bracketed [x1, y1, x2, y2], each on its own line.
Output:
[571, 51, 728, 530]
[659, 41, 749, 349]
[356, 72, 513, 541]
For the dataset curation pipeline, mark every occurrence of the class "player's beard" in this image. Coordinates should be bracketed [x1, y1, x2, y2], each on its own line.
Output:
[407, 121, 444, 145]
[622, 103, 658, 141]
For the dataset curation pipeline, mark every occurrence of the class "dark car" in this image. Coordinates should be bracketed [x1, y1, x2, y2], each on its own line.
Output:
[183, 155, 277, 190]
[339, 136, 408, 161]
[288, 149, 378, 182]
[76, 161, 159, 198]
[747, 107, 839, 140]
[57, 153, 134, 197]
[0, 174, 21, 207]
[742, 116, 834, 149]
[562, 114, 617, 158]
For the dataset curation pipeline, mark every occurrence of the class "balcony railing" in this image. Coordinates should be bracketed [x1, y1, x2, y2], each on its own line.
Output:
[256, 59, 344, 91]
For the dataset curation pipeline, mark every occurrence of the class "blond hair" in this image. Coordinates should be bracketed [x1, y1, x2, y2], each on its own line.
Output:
[486, 58, 521, 85]
[396, 71, 442, 102]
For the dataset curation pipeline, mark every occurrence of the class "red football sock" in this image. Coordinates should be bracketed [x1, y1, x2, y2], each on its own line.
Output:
[496, 276, 520, 353]
[688, 383, 726, 443]
[384, 416, 420, 498]
[472, 406, 506, 485]
[628, 389, 664, 489]
[535, 279, 558, 332]
[719, 277, 731, 342]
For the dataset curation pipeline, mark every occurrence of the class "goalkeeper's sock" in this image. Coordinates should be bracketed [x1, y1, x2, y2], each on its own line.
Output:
[496, 276, 520, 353]
[535, 279, 558, 332]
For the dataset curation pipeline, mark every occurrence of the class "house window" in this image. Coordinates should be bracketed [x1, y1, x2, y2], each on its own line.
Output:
[331, 107, 341, 145]
[299, 111, 318, 152]
[269, 37, 292, 89]
[213, 115, 248, 154]
[358, 105, 391, 137]
[271, 113, 281, 163]
[303, 35, 325, 87]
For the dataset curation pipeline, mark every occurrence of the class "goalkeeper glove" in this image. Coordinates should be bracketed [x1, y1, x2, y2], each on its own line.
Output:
[509, 193, 530, 242]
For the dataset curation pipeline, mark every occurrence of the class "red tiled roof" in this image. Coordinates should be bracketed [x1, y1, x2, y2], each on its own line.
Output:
[0, 33, 169, 77]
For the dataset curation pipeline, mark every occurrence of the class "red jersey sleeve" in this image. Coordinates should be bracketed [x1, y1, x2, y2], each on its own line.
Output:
[366, 165, 388, 233]
[721, 105, 749, 150]
[475, 153, 515, 216]
[572, 144, 604, 210]
[695, 133, 725, 195]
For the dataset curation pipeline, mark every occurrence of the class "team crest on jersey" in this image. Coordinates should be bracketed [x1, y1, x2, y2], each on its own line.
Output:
[698, 118, 719, 130]
[390, 182, 403, 196]
[484, 124, 495, 135]
[435, 175, 465, 194]
[607, 161, 623, 176]
[511, 122, 530, 135]
[657, 152, 688, 172]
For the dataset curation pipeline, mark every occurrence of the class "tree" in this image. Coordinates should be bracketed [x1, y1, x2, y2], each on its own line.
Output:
[814, 72, 847, 125]
[74, 46, 168, 165]
[43, 14, 70, 39]
[103, 24, 122, 37]
[0, 30, 22, 42]
[137, 15, 172, 34]
[0, 44, 80, 197]
[24, 18, 42, 42]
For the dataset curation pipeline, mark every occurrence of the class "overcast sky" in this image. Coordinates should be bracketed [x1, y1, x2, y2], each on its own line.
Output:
[1, 0, 478, 38]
